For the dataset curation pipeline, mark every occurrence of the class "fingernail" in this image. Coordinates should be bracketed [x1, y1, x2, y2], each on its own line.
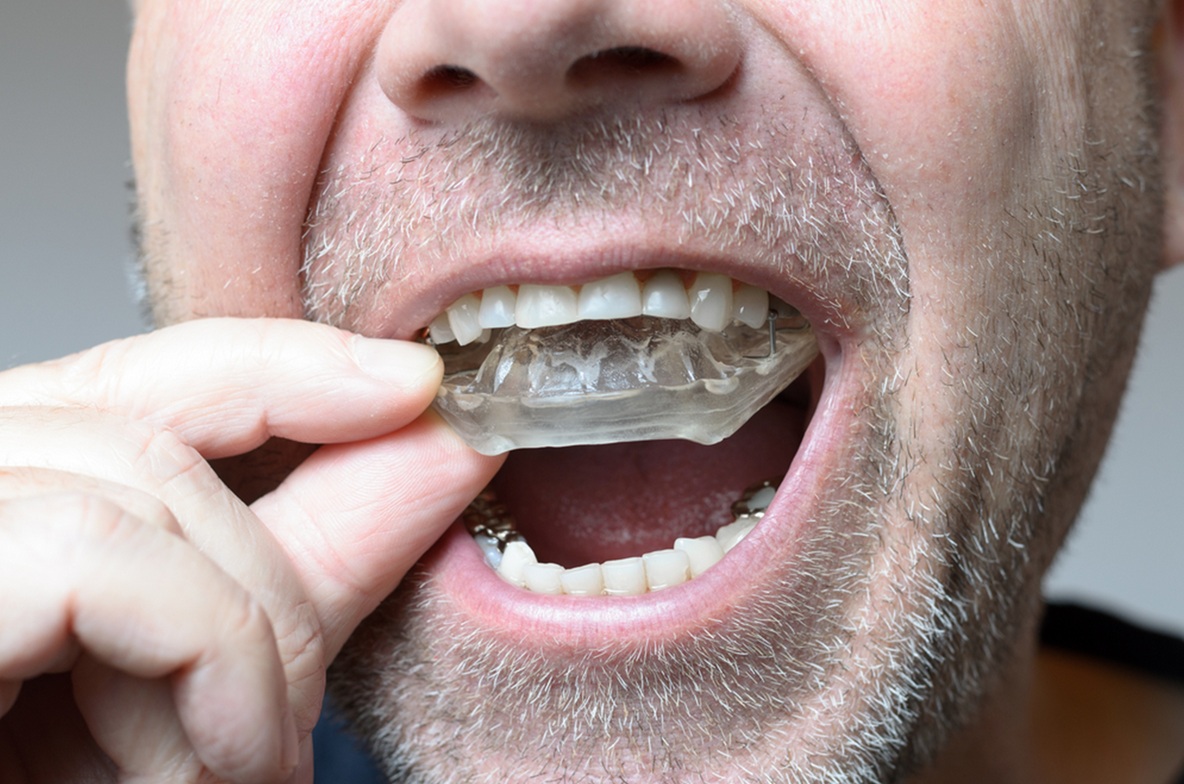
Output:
[350, 337, 442, 386]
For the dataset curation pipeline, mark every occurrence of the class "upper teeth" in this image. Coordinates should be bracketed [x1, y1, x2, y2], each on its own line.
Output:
[429, 270, 773, 347]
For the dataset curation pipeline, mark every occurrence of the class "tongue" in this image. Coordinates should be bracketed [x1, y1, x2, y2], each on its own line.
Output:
[490, 397, 806, 567]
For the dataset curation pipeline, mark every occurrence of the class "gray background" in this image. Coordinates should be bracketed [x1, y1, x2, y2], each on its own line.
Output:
[3, 2, 1181, 634]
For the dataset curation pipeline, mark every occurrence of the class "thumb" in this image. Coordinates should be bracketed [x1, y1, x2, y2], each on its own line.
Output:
[250, 411, 504, 659]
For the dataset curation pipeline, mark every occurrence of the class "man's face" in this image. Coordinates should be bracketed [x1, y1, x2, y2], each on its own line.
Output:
[129, 1, 1164, 781]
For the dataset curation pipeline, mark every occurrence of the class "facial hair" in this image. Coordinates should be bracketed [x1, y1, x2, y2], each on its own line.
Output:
[308, 47, 1161, 784]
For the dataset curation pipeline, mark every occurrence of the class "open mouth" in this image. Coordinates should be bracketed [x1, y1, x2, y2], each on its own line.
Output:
[420, 267, 832, 600]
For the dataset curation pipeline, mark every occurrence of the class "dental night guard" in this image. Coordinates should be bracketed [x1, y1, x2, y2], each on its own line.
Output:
[426, 273, 819, 455]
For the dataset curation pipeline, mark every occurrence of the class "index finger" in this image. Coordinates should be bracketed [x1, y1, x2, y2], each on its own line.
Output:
[0, 318, 442, 458]
[252, 411, 504, 660]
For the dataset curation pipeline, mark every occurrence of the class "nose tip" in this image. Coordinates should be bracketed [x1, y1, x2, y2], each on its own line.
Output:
[377, 0, 742, 123]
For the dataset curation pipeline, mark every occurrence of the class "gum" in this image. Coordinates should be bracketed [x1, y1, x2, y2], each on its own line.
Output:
[433, 316, 818, 455]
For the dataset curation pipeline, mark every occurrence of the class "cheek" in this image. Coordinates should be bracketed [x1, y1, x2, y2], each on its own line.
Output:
[764, 8, 1080, 371]
[129, 0, 394, 321]
[748, 1, 1053, 387]
[750, 3, 1143, 519]
[759, 2, 1043, 252]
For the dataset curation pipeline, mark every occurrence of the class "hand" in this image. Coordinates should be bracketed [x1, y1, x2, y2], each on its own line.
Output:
[0, 318, 502, 783]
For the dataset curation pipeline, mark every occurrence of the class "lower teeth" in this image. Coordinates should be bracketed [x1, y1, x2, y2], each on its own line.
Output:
[467, 480, 778, 596]
[433, 312, 817, 455]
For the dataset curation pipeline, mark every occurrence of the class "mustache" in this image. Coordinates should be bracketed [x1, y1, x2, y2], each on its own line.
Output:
[299, 109, 911, 331]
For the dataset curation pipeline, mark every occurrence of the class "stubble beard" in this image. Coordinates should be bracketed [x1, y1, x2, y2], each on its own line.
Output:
[304, 81, 1161, 781]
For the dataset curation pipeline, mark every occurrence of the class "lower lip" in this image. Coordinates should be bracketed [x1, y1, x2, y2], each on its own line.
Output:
[420, 351, 852, 648]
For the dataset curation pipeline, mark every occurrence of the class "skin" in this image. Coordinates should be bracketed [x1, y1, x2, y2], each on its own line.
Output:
[1, 0, 1182, 782]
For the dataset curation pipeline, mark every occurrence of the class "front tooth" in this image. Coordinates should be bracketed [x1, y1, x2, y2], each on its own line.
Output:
[428, 312, 456, 344]
[578, 272, 643, 321]
[601, 557, 647, 596]
[733, 283, 770, 329]
[673, 536, 725, 577]
[516, 284, 579, 329]
[560, 563, 605, 596]
[446, 293, 484, 346]
[716, 519, 758, 553]
[523, 562, 564, 595]
[497, 540, 538, 586]
[688, 273, 733, 332]
[641, 270, 692, 319]
[478, 285, 518, 328]
[642, 549, 691, 591]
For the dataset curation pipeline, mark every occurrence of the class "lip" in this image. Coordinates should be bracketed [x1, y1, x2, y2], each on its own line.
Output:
[416, 335, 852, 646]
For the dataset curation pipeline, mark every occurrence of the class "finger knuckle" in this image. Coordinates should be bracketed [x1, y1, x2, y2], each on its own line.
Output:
[195, 725, 275, 784]
[271, 600, 326, 729]
[132, 425, 209, 489]
[0, 492, 155, 573]
[57, 339, 134, 409]
[0, 465, 71, 504]
[0, 465, 45, 488]
[221, 591, 275, 649]
[39, 492, 142, 545]
[131, 491, 183, 535]
[0, 466, 183, 541]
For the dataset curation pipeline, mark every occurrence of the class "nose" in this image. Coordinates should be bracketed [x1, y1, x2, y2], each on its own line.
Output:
[376, 0, 742, 123]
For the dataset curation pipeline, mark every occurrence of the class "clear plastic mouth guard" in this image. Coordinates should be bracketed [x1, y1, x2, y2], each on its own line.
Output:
[431, 309, 818, 455]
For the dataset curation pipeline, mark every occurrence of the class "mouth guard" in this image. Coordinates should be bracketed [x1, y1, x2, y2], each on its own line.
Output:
[432, 313, 818, 455]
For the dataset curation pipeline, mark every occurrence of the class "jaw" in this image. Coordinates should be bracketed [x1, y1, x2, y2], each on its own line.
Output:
[309, 103, 937, 780]
[327, 314, 946, 781]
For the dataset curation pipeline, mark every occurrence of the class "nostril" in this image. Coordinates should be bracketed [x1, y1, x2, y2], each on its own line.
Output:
[587, 46, 678, 72]
[418, 64, 481, 101]
[567, 46, 681, 86]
